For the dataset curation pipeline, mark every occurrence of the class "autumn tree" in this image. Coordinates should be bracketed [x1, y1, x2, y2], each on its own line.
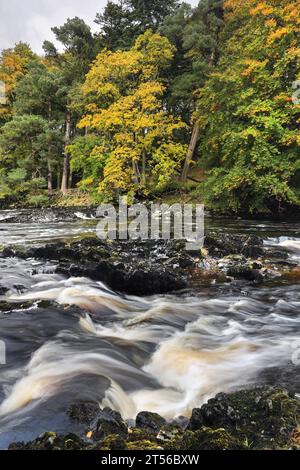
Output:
[0, 43, 36, 123]
[78, 30, 187, 200]
[197, 0, 300, 214]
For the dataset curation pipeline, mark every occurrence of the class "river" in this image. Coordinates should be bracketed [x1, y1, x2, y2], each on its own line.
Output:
[0, 210, 299, 448]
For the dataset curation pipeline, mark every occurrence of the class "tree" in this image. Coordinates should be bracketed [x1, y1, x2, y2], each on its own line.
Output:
[0, 115, 61, 183]
[160, 0, 224, 180]
[95, 0, 180, 50]
[95, 1, 132, 50]
[51, 17, 102, 194]
[0, 43, 36, 122]
[13, 61, 64, 191]
[79, 30, 187, 200]
[52, 17, 99, 69]
[197, 0, 300, 214]
[42, 40, 58, 59]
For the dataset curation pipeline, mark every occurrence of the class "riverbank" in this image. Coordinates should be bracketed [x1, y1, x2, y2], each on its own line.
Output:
[8, 388, 300, 450]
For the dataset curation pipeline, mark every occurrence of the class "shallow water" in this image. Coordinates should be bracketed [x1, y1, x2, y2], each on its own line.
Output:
[0, 209, 299, 448]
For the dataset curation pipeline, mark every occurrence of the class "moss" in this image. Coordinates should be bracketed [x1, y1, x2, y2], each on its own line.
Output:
[8, 432, 87, 450]
[127, 440, 163, 450]
[99, 435, 127, 450]
[189, 388, 300, 450]
[165, 427, 241, 451]
[127, 428, 157, 443]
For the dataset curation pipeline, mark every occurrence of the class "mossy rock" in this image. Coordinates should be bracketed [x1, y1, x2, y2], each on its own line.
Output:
[188, 388, 300, 449]
[135, 411, 167, 433]
[98, 434, 127, 450]
[127, 440, 163, 450]
[165, 427, 241, 450]
[95, 407, 128, 439]
[8, 432, 86, 450]
[127, 428, 157, 443]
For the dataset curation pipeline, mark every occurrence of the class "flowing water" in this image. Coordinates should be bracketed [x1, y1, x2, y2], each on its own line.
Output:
[0, 210, 299, 448]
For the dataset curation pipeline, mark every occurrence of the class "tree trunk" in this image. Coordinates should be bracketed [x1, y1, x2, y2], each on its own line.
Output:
[57, 167, 61, 191]
[141, 150, 146, 186]
[61, 109, 71, 194]
[47, 157, 53, 194]
[132, 160, 141, 186]
[181, 122, 200, 182]
[47, 101, 53, 194]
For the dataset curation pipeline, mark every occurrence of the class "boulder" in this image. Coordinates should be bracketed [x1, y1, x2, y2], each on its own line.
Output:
[188, 387, 300, 449]
[94, 407, 128, 440]
[135, 411, 167, 433]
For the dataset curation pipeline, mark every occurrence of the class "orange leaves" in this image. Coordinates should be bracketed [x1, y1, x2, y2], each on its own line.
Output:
[250, 2, 274, 17]
[265, 18, 277, 28]
[268, 26, 291, 44]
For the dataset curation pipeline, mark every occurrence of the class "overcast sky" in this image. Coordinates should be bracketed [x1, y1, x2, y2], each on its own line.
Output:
[0, 0, 199, 54]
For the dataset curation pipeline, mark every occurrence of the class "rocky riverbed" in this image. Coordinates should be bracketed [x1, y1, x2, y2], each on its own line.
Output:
[8, 388, 300, 450]
[0, 208, 299, 450]
[1, 229, 298, 297]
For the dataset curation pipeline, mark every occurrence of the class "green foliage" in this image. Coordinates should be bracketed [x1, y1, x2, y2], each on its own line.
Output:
[196, 0, 300, 214]
[0, 114, 60, 175]
[161, 0, 224, 122]
[0, 168, 47, 205]
[26, 194, 50, 207]
[0, 1, 299, 214]
[68, 134, 107, 188]
[95, 0, 180, 50]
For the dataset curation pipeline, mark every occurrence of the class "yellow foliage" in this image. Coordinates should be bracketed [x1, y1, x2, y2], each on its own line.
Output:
[78, 30, 187, 198]
[268, 27, 291, 43]
[0, 44, 35, 118]
[241, 59, 268, 77]
[250, 2, 274, 17]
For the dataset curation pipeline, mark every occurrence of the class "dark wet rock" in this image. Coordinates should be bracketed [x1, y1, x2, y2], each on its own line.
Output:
[8, 432, 86, 451]
[8, 388, 300, 450]
[205, 233, 264, 258]
[0, 228, 296, 293]
[0, 285, 9, 295]
[136, 411, 167, 433]
[169, 415, 190, 429]
[6, 239, 190, 295]
[0, 207, 96, 224]
[0, 247, 15, 258]
[264, 247, 289, 260]
[68, 402, 101, 425]
[188, 387, 300, 449]
[98, 435, 127, 450]
[0, 300, 36, 313]
[94, 407, 128, 440]
[227, 264, 263, 281]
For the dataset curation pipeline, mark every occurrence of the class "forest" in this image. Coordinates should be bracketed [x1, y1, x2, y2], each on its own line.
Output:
[0, 0, 299, 215]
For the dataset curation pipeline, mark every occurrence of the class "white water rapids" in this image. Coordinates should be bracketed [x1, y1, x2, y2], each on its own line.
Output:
[0, 212, 299, 447]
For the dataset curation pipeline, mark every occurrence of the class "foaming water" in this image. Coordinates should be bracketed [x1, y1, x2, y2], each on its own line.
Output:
[266, 236, 300, 262]
[0, 218, 299, 447]
[0, 273, 299, 425]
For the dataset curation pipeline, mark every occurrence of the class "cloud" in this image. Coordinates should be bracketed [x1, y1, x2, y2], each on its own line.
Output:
[0, 0, 199, 54]
[0, 0, 106, 53]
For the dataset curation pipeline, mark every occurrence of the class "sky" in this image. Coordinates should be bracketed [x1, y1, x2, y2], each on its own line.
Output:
[0, 0, 199, 54]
